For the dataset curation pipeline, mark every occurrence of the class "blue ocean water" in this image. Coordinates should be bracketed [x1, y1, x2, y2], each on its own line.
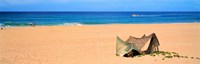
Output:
[0, 12, 200, 26]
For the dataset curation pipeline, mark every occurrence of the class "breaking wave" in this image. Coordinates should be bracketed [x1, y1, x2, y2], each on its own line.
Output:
[58, 22, 83, 26]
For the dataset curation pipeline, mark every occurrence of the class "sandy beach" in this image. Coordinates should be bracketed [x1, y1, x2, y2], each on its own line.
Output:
[0, 23, 200, 64]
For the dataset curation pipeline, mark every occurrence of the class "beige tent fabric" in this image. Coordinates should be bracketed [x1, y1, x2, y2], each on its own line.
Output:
[126, 35, 152, 50]
[116, 36, 139, 56]
[145, 33, 160, 54]
[116, 33, 160, 56]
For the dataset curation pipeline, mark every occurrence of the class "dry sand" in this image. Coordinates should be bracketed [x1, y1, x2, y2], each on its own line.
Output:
[0, 23, 200, 64]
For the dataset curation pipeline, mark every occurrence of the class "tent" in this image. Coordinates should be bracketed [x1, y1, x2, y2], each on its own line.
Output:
[116, 33, 160, 57]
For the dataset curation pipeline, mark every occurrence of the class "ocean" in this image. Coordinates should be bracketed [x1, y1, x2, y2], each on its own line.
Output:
[0, 12, 200, 26]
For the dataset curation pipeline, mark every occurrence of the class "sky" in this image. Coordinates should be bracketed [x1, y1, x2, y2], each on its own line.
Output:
[0, 0, 200, 11]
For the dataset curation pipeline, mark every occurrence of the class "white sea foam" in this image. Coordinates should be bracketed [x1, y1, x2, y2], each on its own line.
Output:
[59, 22, 83, 26]
[131, 14, 185, 17]
[132, 14, 161, 17]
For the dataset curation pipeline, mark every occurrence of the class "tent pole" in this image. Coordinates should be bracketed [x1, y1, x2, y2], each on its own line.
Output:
[156, 46, 159, 51]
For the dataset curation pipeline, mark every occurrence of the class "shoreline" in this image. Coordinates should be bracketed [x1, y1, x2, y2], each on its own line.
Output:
[1, 22, 200, 28]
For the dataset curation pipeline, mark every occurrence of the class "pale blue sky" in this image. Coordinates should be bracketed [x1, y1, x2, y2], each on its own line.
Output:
[0, 0, 200, 11]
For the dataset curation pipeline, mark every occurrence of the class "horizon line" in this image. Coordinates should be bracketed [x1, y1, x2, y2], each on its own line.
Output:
[0, 11, 200, 12]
